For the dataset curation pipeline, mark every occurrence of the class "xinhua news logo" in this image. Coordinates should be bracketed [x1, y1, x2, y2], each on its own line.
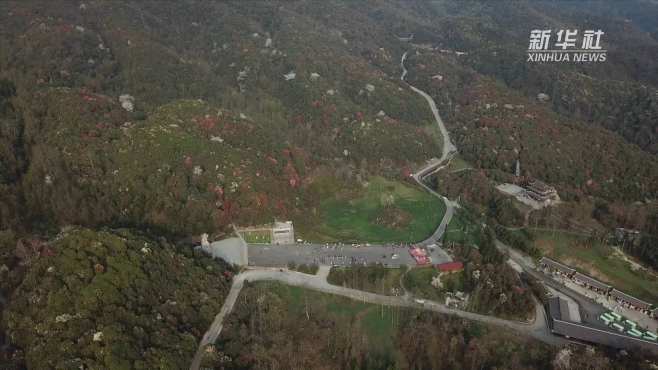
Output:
[527, 29, 606, 63]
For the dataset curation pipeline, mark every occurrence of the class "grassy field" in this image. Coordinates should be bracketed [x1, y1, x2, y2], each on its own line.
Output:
[306, 176, 444, 243]
[532, 230, 658, 304]
[240, 229, 271, 244]
[264, 282, 401, 353]
[443, 209, 483, 247]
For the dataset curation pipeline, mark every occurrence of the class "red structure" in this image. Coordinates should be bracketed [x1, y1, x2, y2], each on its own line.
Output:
[409, 247, 430, 265]
[435, 261, 464, 273]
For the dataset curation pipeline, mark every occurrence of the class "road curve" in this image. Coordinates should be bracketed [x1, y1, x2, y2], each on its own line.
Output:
[401, 51, 457, 162]
[190, 53, 560, 369]
[401, 51, 457, 246]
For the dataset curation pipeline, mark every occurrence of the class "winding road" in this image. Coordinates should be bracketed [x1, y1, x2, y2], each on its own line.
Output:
[190, 52, 559, 369]
[401, 51, 458, 248]
[401, 52, 457, 163]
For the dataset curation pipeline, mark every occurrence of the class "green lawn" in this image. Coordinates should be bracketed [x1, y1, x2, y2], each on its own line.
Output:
[533, 230, 658, 304]
[240, 229, 271, 244]
[308, 177, 444, 243]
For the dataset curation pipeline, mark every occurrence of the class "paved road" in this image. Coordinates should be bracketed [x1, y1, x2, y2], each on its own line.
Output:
[401, 51, 457, 248]
[241, 51, 458, 263]
[496, 240, 607, 327]
[189, 276, 244, 370]
[401, 52, 456, 162]
[190, 53, 565, 369]
[190, 267, 565, 369]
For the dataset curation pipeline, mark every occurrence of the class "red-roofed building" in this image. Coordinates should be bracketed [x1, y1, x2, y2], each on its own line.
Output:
[436, 261, 463, 273]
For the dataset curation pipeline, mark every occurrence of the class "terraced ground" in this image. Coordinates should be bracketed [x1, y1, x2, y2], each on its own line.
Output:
[532, 230, 658, 304]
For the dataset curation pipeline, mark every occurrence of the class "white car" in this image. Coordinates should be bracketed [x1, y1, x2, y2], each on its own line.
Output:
[414, 299, 425, 304]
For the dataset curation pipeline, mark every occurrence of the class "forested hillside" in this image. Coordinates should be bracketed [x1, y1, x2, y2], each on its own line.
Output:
[212, 281, 655, 370]
[0, 1, 446, 238]
[0, 1, 657, 368]
[1, 0, 656, 236]
[2, 228, 233, 369]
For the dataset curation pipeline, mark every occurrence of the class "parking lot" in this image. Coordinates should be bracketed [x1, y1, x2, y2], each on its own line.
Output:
[247, 243, 452, 268]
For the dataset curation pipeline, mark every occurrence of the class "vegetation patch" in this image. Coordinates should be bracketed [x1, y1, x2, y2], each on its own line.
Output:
[371, 206, 413, 229]
[240, 229, 271, 244]
[443, 208, 484, 247]
[213, 281, 610, 369]
[287, 262, 319, 275]
[327, 265, 405, 295]
[403, 267, 446, 302]
[533, 230, 658, 304]
[447, 155, 472, 172]
[311, 177, 444, 242]
[216, 282, 401, 368]
[3, 228, 232, 369]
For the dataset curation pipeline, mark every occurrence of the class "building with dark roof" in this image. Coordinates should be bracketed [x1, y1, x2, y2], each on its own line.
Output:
[611, 289, 652, 311]
[523, 179, 558, 203]
[573, 272, 611, 292]
[539, 257, 575, 276]
[547, 295, 573, 322]
[546, 297, 658, 354]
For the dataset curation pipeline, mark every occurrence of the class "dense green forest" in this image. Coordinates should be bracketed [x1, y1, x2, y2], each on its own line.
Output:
[2, 228, 233, 369]
[0, 0, 657, 368]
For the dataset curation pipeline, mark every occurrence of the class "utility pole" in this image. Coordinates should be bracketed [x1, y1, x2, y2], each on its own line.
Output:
[305, 293, 310, 320]
[381, 278, 385, 319]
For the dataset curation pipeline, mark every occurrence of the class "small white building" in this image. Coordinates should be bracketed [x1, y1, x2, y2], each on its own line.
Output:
[272, 221, 295, 245]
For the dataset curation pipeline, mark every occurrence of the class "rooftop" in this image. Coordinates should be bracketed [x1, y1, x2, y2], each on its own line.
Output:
[436, 261, 464, 272]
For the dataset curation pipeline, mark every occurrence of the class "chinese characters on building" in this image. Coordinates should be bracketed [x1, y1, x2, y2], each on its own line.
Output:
[527, 29, 606, 62]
